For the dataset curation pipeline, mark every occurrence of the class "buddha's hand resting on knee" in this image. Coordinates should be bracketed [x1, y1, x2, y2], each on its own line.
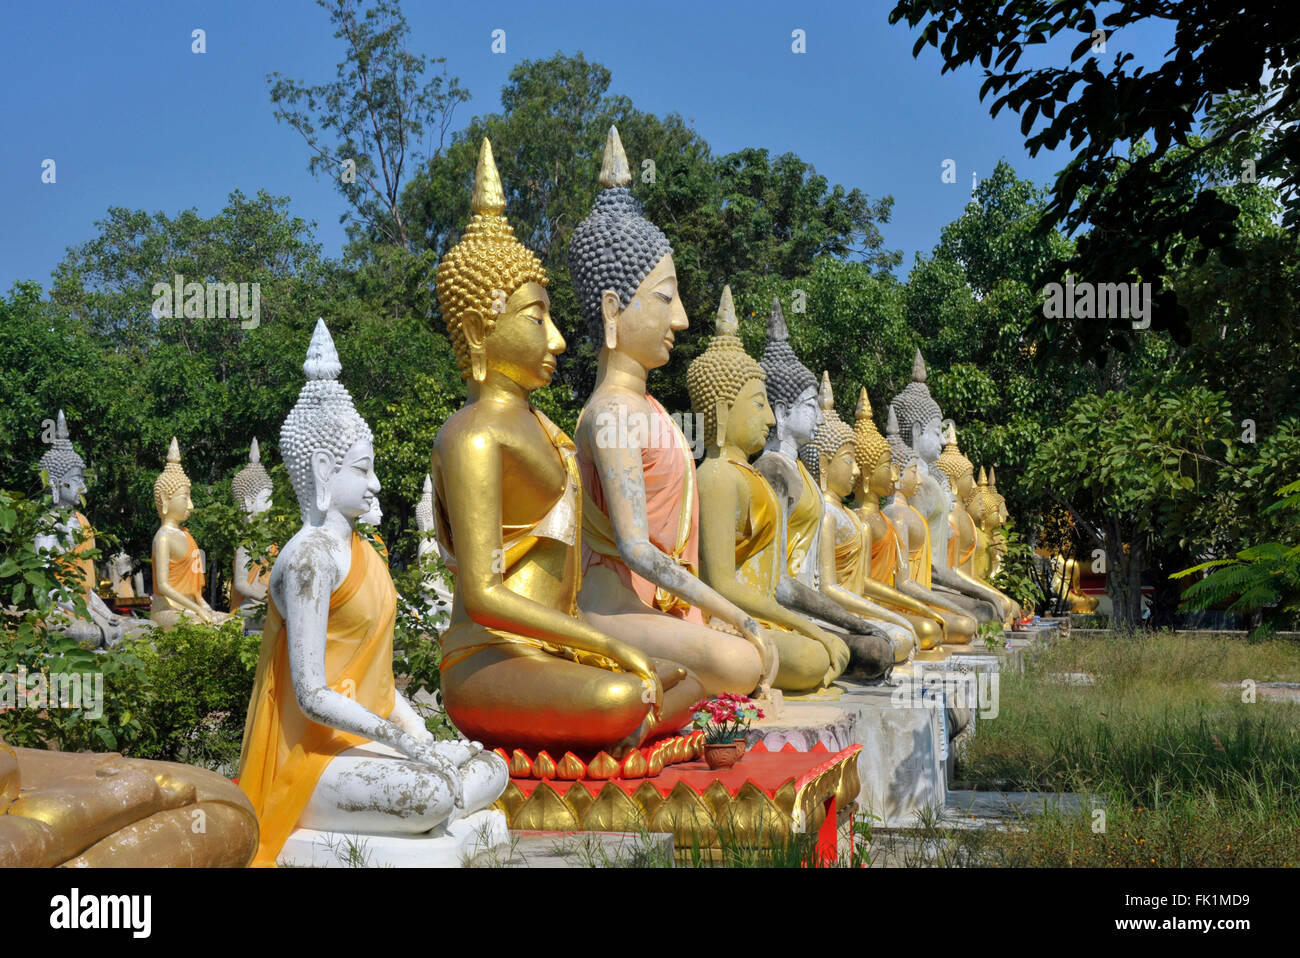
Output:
[821, 634, 851, 686]
[406, 739, 466, 812]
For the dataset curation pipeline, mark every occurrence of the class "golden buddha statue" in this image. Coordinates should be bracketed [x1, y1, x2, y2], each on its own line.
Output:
[986, 467, 1015, 581]
[239, 318, 506, 867]
[935, 426, 1020, 626]
[150, 438, 230, 629]
[688, 289, 851, 692]
[1, 736, 258, 867]
[878, 407, 979, 645]
[431, 139, 702, 759]
[570, 127, 770, 697]
[792, 373, 924, 664]
[852, 390, 971, 649]
[752, 299, 901, 675]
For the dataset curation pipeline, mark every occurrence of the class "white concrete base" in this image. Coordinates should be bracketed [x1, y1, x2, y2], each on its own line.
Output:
[278, 808, 508, 868]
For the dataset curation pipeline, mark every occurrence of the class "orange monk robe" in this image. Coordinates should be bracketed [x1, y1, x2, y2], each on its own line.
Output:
[785, 461, 823, 579]
[904, 504, 933, 590]
[951, 511, 978, 571]
[579, 395, 704, 624]
[233, 544, 277, 610]
[70, 511, 98, 596]
[828, 499, 870, 594]
[155, 528, 205, 602]
[870, 513, 903, 588]
[237, 533, 396, 867]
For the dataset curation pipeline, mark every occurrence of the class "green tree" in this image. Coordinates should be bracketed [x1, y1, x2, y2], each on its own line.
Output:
[889, 0, 1300, 348]
[267, 0, 469, 250]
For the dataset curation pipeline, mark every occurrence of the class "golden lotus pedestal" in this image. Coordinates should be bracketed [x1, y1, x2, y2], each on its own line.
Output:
[495, 742, 862, 864]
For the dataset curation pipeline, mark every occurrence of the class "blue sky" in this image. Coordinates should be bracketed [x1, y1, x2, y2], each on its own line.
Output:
[0, 0, 1177, 293]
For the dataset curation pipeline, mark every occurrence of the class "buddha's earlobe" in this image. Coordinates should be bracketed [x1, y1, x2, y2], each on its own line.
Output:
[312, 451, 334, 514]
[774, 404, 787, 443]
[462, 307, 488, 382]
[601, 290, 621, 351]
[818, 455, 829, 493]
[714, 400, 729, 448]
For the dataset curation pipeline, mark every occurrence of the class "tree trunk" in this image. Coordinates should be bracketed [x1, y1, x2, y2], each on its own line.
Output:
[1105, 519, 1144, 630]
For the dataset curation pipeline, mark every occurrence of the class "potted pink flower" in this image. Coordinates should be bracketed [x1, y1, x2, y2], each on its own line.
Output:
[690, 694, 765, 769]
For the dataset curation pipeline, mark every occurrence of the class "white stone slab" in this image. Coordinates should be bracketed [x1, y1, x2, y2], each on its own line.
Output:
[278, 808, 508, 868]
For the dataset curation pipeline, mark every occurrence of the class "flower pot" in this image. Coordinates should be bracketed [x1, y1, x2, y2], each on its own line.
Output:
[731, 737, 747, 761]
[704, 742, 739, 770]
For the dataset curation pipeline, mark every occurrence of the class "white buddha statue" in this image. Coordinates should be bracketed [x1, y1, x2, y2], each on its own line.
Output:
[237, 319, 507, 867]
[34, 410, 148, 647]
[232, 439, 274, 625]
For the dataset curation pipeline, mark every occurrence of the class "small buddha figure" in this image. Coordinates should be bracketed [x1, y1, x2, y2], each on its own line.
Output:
[849, 389, 958, 652]
[688, 290, 853, 692]
[239, 318, 506, 867]
[986, 468, 1014, 580]
[881, 408, 979, 644]
[935, 426, 1020, 625]
[889, 351, 1004, 623]
[431, 139, 702, 758]
[149, 438, 231, 629]
[570, 127, 771, 697]
[107, 552, 143, 600]
[33, 411, 147, 648]
[231, 439, 274, 624]
[751, 300, 903, 674]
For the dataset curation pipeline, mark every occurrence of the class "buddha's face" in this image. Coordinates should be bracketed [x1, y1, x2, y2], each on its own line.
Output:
[604, 254, 686, 371]
[781, 385, 822, 447]
[163, 485, 193, 522]
[899, 462, 921, 498]
[243, 488, 272, 516]
[956, 472, 975, 502]
[53, 468, 86, 508]
[111, 552, 132, 577]
[317, 437, 380, 523]
[725, 378, 776, 456]
[361, 498, 382, 526]
[484, 281, 564, 391]
[826, 443, 858, 498]
[868, 449, 897, 498]
[912, 417, 944, 464]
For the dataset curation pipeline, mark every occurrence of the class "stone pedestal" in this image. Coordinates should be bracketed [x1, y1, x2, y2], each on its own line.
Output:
[278, 808, 508, 868]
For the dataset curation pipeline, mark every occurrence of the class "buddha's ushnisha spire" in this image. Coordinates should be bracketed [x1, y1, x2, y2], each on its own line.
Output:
[471, 138, 507, 216]
[303, 318, 342, 381]
[819, 369, 835, 411]
[912, 348, 928, 383]
[768, 297, 789, 341]
[716, 284, 738, 336]
[855, 386, 872, 421]
[166, 436, 181, 464]
[599, 126, 632, 189]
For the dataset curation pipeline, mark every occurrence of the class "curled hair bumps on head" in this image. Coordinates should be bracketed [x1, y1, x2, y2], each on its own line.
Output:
[686, 286, 766, 445]
[232, 438, 272, 504]
[39, 409, 86, 487]
[890, 349, 943, 447]
[280, 319, 374, 515]
[852, 388, 891, 477]
[799, 372, 855, 483]
[760, 298, 819, 411]
[153, 437, 191, 514]
[568, 127, 673, 346]
[435, 138, 548, 381]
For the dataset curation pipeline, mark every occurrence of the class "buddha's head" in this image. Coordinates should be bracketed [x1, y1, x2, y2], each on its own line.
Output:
[233, 439, 273, 516]
[973, 468, 1001, 534]
[153, 437, 193, 523]
[569, 126, 681, 372]
[436, 139, 556, 389]
[989, 467, 1010, 524]
[415, 474, 434, 534]
[799, 372, 858, 497]
[890, 350, 944, 466]
[885, 406, 923, 499]
[38, 410, 87, 509]
[280, 319, 379, 524]
[853, 388, 897, 500]
[110, 551, 133, 579]
[687, 286, 772, 455]
[360, 496, 382, 527]
[760, 297, 822, 449]
[936, 421, 976, 505]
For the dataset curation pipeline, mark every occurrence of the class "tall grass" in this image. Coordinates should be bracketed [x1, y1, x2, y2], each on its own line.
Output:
[957, 632, 1300, 866]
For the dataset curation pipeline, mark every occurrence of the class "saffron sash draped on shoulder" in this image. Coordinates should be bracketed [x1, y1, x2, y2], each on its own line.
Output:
[579, 395, 702, 622]
[785, 461, 822, 578]
[237, 532, 397, 867]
